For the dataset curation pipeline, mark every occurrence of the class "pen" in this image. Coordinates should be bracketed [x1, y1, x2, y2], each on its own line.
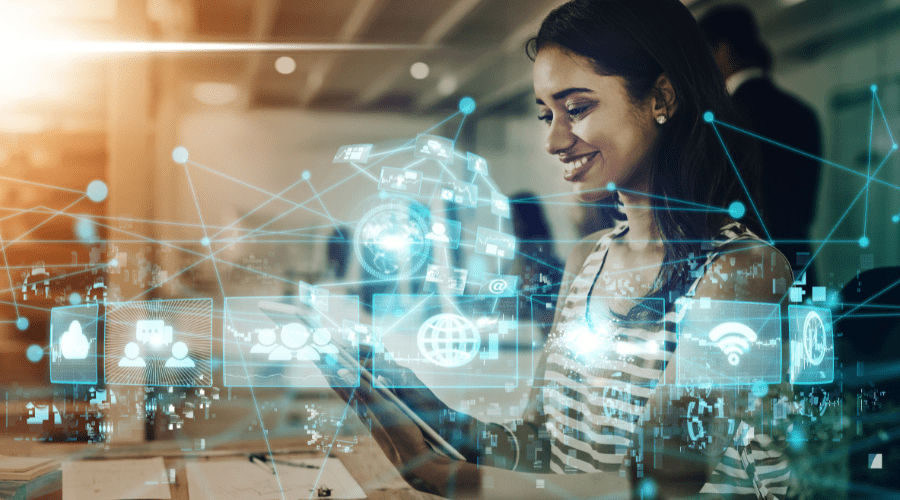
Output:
[248, 453, 321, 470]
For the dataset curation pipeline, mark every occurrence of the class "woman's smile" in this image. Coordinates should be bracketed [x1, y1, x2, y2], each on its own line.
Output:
[562, 152, 599, 182]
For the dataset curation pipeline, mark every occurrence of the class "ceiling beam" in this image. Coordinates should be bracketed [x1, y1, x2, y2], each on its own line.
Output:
[357, 0, 486, 106]
[416, 3, 561, 110]
[299, 0, 386, 107]
[238, 0, 280, 110]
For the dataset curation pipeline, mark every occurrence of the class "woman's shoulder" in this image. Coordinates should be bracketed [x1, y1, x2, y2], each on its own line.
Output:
[694, 222, 793, 303]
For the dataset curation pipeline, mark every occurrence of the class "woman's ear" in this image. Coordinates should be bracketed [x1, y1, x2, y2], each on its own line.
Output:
[652, 73, 678, 119]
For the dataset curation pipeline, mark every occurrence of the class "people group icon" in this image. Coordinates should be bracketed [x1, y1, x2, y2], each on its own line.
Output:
[249, 323, 339, 362]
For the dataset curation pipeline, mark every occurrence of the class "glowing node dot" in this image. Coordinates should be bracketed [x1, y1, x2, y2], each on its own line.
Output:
[26, 345, 43, 363]
[893, 144, 898, 151]
[87, 180, 108, 202]
[871, 84, 878, 93]
[728, 201, 746, 219]
[859, 236, 870, 248]
[459, 97, 476, 115]
[275, 56, 296, 75]
[703, 111, 714, 123]
[109, 258, 119, 267]
[16, 317, 29, 331]
[892, 215, 900, 223]
[751, 380, 768, 398]
[69, 293, 82, 305]
[172, 146, 189, 163]
[201, 237, 210, 247]
[639, 479, 658, 499]
[606, 182, 616, 191]
[410, 62, 429, 80]
[302, 170, 311, 180]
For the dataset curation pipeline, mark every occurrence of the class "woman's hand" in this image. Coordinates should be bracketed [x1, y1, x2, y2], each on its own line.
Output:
[331, 369, 449, 494]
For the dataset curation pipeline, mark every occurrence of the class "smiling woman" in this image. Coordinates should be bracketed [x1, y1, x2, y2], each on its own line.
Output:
[329, 1, 797, 499]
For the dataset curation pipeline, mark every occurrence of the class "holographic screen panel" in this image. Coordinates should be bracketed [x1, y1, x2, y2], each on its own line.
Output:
[50, 304, 99, 384]
[223, 295, 360, 388]
[675, 299, 781, 386]
[788, 305, 834, 385]
[372, 294, 518, 389]
[104, 298, 213, 387]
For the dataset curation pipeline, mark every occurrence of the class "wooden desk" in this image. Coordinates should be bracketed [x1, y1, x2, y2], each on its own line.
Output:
[1, 436, 434, 500]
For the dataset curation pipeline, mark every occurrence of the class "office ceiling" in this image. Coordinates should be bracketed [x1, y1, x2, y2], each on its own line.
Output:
[0, 0, 893, 143]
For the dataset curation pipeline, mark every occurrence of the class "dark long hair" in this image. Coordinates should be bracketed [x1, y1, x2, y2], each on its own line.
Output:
[527, 0, 760, 303]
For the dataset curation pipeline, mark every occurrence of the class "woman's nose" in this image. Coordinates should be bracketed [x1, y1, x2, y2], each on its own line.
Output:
[545, 118, 576, 155]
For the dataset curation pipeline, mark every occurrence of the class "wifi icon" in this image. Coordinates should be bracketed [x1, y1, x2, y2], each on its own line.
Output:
[708, 322, 758, 366]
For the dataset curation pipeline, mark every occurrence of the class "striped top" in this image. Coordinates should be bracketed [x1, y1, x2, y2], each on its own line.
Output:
[536, 220, 793, 499]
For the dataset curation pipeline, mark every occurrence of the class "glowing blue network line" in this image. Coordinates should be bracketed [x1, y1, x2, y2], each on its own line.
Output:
[1, 195, 87, 251]
[0, 227, 19, 318]
[713, 120, 900, 193]
[303, 176, 345, 237]
[0, 175, 87, 195]
[184, 159, 336, 232]
[709, 120, 773, 243]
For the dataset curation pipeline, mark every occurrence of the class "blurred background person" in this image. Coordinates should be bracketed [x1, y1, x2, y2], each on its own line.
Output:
[507, 192, 563, 337]
[700, 4, 822, 286]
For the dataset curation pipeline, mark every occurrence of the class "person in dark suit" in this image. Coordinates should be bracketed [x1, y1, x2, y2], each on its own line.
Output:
[700, 4, 822, 287]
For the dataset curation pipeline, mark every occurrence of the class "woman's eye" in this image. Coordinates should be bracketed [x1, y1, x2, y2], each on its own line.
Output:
[566, 105, 589, 118]
[537, 112, 552, 124]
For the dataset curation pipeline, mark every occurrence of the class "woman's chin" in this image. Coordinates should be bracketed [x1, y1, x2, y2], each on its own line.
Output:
[572, 181, 610, 203]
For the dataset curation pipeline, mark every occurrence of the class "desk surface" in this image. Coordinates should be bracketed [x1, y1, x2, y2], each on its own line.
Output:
[1, 436, 434, 500]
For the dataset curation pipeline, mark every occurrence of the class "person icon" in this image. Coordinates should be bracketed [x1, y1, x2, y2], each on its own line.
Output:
[118, 342, 146, 367]
[426, 222, 450, 243]
[250, 329, 278, 354]
[312, 328, 339, 355]
[165, 341, 195, 368]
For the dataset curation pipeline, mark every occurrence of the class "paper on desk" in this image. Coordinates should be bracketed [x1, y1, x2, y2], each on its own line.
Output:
[62, 457, 171, 500]
[186, 457, 366, 500]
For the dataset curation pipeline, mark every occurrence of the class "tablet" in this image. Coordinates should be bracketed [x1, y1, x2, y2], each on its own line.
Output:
[257, 299, 466, 461]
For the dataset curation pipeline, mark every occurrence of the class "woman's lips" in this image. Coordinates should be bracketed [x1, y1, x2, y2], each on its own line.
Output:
[563, 153, 598, 182]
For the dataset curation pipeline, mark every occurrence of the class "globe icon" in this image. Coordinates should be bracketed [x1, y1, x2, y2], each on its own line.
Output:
[417, 313, 481, 368]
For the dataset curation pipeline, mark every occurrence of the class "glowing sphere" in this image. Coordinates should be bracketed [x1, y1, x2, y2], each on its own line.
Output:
[354, 203, 430, 280]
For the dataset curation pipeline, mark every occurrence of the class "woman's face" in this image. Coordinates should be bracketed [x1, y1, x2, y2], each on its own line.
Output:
[533, 45, 661, 202]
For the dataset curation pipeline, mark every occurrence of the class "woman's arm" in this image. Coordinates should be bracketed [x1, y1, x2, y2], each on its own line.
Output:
[638, 239, 794, 498]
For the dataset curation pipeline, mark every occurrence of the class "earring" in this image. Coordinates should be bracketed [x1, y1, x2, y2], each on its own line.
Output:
[656, 115, 667, 125]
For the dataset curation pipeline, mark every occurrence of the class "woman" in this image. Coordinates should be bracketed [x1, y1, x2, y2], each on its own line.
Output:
[332, 0, 794, 498]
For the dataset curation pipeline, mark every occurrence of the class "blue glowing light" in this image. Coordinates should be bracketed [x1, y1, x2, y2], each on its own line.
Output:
[201, 237, 210, 247]
[87, 180, 108, 202]
[172, 146, 189, 163]
[892, 215, 899, 223]
[16, 317, 29, 331]
[459, 97, 476, 115]
[69, 293, 82, 305]
[751, 380, 768, 398]
[26, 345, 43, 363]
[606, 182, 616, 191]
[859, 236, 870, 248]
[728, 201, 746, 219]
[639, 478, 658, 499]
[871, 84, 878, 93]
[75, 218, 98, 243]
[302, 170, 311, 180]
[703, 111, 714, 123]
[787, 425, 806, 451]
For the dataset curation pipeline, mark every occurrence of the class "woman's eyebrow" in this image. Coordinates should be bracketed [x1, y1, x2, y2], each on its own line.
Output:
[535, 87, 595, 105]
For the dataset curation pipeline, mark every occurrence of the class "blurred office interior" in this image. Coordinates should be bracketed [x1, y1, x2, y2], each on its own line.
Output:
[0, 0, 898, 490]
